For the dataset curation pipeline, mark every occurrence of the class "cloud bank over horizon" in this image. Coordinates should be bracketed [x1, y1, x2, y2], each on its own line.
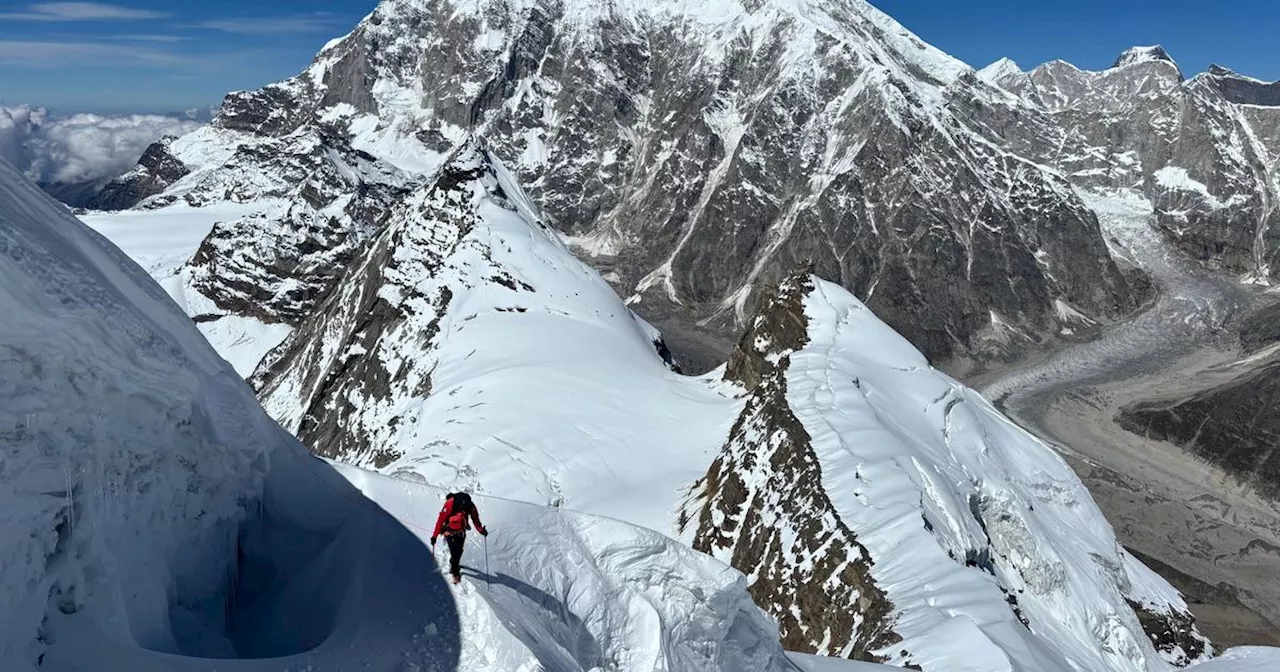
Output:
[0, 105, 202, 188]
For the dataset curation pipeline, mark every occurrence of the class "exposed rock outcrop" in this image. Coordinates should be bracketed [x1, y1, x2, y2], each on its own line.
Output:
[87, 136, 190, 211]
[683, 272, 901, 661]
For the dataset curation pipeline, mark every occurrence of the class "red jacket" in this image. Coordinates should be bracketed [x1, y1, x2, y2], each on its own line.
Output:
[433, 496, 486, 537]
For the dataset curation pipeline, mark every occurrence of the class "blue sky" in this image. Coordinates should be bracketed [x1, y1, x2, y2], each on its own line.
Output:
[0, 1, 377, 113]
[876, 0, 1280, 81]
[0, 1, 1276, 114]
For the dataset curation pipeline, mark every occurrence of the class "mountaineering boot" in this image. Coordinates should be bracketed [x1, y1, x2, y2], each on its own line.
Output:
[451, 573, 461, 585]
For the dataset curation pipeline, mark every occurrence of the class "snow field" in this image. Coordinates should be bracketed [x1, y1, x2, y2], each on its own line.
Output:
[77, 201, 293, 376]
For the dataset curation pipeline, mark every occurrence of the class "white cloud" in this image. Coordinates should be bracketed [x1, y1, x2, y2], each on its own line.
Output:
[195, 14, 340, 35]
[0, 105, 200, 186]
[108, 34, 189, 43]
[0, 40, 181, 66]
[0, 2, 168, 21]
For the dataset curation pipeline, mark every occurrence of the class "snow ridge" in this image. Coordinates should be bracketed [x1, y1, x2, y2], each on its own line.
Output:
[1113, 45, 1179, 72]
[1, 152, 802, 672]
[255, 139, 737, 529]
[338, 464, 797, 672]
[788, 276, 1208, 671]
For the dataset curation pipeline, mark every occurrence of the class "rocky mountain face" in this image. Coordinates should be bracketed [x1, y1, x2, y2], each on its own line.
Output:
[682, 273, 900, 662]
[102, 0, 1143, 374]
[1205, 65, 1280, 107]
[87, 135, 191, 210]
[978, 47, 1280, 286]
[183, 138, 411, 326]
[252, 142, 509, 463]
[95, 114, 420, 338]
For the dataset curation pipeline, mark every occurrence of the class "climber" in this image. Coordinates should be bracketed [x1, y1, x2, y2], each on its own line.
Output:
[431, 491, 488, 584]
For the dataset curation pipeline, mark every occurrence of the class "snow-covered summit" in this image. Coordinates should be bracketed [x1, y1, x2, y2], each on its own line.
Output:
[91, 0, 1142, 375]
[1113, 44, 1180, 71]
[977, 57, 1023, 83]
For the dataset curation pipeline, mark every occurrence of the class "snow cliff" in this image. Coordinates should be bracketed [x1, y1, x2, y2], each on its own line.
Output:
[0, 155, 272, 666]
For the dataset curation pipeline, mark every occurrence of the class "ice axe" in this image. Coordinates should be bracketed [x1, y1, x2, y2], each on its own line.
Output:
[483, 533, 491, 591]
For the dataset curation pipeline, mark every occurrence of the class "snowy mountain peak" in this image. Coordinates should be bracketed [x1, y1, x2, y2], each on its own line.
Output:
[90, 0, 1148, 373]
[1113, 45, 1180, 72]
[977, 56, 1023, 83]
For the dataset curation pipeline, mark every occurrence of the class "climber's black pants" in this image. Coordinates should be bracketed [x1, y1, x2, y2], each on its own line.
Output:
[445, 532, 466, 577]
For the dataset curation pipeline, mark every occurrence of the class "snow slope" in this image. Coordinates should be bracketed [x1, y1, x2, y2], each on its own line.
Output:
[255, 140, 742, 530]
[791, 277, 1203, 670]
[0, 156, 274, 667]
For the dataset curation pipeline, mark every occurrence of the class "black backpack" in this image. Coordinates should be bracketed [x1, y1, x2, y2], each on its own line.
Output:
[443, 492, 474, 533]
[447, 492, 473, 511]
